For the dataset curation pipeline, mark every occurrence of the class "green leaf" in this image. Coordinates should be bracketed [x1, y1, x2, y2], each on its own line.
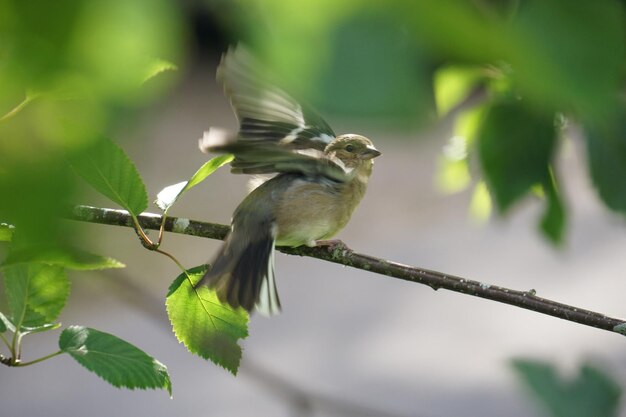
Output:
[3, 264, 70, 328]
[3, 245, 125, 271]
[0, 314, 6, 333]
[186, 154, 234, 190]
[434, 65, 484, 116]
[315, 12, 436, 125]
[0, 223, 15, 242]
[0, 312, 15, 333]
[20, 322, 62, 335]
[435, 135, 471, 194]
[166, 265, 248, 374]
[155, 155, 234, 212]
[142, 58, 178, 85]
[512, 359, 621, 417]
[69, 136, 148, 216]
[586, 111, 626, 214]
[469, 181, 492, 223]
[59, 326, 171, 395]
[508, 0, 624, 123]
[540, 171, 566, 244]
[478, 99, 556, 212]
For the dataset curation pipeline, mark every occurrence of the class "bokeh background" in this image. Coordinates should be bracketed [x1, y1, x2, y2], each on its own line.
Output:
[2, 0, 626, 416]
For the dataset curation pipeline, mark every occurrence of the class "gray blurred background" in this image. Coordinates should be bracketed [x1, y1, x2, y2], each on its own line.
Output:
[3, 3, 626, 417]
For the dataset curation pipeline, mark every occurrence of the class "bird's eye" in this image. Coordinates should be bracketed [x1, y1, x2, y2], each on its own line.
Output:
[345, 144, 355, 152]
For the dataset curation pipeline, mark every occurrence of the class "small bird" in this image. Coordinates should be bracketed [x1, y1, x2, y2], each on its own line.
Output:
[196, 46, 380, 315]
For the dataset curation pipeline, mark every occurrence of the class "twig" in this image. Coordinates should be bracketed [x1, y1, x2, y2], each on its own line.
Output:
[63, 205, 626, 337]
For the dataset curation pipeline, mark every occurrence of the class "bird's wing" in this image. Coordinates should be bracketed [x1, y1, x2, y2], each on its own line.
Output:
[201, 131, 348, 183]
[218, 46, 336, 151]
[202, 45, 348, 182]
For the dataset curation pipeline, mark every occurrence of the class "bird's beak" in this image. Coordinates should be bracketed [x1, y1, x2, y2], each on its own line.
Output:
[361, 146, 381, 160]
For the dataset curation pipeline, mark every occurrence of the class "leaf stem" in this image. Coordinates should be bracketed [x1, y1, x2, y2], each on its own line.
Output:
[130, 213, 157, 249]
[0, 94, 38, 123]
[13, 350, 63, 367]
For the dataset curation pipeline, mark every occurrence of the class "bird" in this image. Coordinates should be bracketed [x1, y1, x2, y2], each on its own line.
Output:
[196, 46, 380, 315]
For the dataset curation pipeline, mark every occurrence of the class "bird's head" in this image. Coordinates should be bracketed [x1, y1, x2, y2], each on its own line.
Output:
[324, 134, 381, 170]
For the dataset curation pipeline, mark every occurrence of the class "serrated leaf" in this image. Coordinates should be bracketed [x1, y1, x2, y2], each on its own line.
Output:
[3, 245, 125, 271]
[512, 359, 621, 417]
[155, 155, 234, 212]
[3, 264, 70, 328]
[59, 326, 171, 395]
[586, 110, 626, 214]
[166, 265, 248, 374]
[478, 99, 556, 212]
[70, 137, 148, 216]
[0, 224, 15, 242]
[142, 58, 178, 85]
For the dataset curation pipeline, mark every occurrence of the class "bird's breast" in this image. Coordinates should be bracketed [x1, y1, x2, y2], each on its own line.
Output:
[273, 175, 368, 247]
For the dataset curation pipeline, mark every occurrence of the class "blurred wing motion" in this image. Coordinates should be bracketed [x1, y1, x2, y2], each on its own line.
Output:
[199, 46, 348, 183]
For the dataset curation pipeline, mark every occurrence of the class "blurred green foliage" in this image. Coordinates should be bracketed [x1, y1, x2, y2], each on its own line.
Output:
[233, 0, 625, 243]
[1, 0, 624, 247]
[513, 359, 621, 417]
[0, 0, 183, 246]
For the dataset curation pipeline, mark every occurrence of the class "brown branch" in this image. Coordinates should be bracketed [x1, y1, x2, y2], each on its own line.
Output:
[64, 205, 626, 337]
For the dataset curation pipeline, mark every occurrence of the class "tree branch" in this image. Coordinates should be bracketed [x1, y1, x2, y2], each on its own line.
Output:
[64, 205, 626, 337]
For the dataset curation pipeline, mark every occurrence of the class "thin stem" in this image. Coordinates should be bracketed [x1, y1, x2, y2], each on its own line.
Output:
[154, 248, 186, 272]
[0, 95, 37, 123]
[130, 213, 156, 249]
[63, 205, 626, 337]
[10, 329, 19, 362]
[13, 350, 63, 367]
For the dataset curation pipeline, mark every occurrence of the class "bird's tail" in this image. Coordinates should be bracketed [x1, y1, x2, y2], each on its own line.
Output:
[196, 226, 281, 316]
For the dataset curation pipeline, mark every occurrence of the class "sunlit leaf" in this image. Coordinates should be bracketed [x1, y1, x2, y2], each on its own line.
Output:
[512, 359, 621, 417]
[155, 182, 187, 212]
[155, 155, 233, 212]
[435, 135, 471, 194]
[469, 181, 492, 223]
[3, 263, 70, 328]
[69, 136, 148, 216]
[454, 104, 487, 145]
[166, 265, 248, 374]
[0, 223, 15, 242]
[20, 322, 62, 335]
[435, 158, 470, 194]
[434, 66, 484, 116]
[142, 58, 178, 85]
[59, 326, 172, 395]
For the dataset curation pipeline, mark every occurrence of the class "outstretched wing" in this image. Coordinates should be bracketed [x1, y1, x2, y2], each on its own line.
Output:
[202, 45, 347, 181]
[219, 46, 335, 150]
